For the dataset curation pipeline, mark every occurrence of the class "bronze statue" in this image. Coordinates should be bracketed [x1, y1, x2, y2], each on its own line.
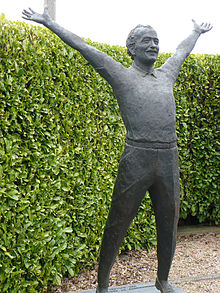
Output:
[22, 7, 212, 293]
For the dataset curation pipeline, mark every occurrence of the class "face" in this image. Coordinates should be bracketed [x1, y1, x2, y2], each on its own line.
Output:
[133, 28, 159, 65]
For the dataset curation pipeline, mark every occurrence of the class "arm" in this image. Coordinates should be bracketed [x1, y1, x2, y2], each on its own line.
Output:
[23, 7, 89, 52]
[161, 19, 213, 81]
[175, 19, 213, 61]
[22, 7, 124, 85]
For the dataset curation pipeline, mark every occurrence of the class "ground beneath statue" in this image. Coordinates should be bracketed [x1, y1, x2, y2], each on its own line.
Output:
[50, 228, 220, 293]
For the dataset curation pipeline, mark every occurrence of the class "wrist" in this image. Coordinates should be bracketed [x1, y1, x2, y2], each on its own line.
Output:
[44, 17, 53, 27]
[193, 29, 201, 35]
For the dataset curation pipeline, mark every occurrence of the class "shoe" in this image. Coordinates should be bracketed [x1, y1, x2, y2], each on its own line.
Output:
[155, 278, 176, 293]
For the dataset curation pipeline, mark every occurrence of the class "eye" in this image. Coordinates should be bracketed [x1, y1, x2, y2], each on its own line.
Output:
[154, 39, 159, 45]
[142, 38, 151, 43]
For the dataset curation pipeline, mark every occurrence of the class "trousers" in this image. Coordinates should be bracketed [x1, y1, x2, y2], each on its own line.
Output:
[98, 141, 180, 288]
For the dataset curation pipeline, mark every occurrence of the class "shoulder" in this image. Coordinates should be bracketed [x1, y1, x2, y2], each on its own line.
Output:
[158, 53, 185, 82]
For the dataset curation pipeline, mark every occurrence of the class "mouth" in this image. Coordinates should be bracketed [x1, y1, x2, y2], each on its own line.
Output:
[146, 50, 158, 54]
[144, 51, 158, 59]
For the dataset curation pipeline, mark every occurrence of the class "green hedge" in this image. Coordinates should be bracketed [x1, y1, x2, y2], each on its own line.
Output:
[174, 55, 219, 223]
[0, 18, 219, 292]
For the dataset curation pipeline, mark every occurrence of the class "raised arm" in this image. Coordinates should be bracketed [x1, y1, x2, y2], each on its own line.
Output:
[161, 19, 213, 82]
[175, 19, 213, 60]
[22, 7, 90, 51]
[22, 7, 124, 85]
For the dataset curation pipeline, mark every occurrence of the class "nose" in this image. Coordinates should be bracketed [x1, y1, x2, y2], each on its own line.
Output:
[150, 39, 157, 47]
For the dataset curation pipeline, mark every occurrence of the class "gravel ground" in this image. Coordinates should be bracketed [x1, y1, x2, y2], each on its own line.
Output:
[50, 231, 220, 293]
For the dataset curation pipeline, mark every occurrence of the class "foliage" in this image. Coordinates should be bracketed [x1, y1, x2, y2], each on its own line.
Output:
[174, 55, 219, 224]
[0, 19, 219, 292]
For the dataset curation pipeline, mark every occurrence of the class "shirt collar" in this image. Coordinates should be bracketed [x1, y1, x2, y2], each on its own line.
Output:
[131, 63, 157, 78]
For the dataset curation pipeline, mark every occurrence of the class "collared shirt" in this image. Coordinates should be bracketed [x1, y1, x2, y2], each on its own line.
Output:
[131, 63, 157, 78]
[84, 46, 185, 143]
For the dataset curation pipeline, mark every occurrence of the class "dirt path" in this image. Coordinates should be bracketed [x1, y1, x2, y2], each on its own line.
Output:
[50, 230, 220, 293]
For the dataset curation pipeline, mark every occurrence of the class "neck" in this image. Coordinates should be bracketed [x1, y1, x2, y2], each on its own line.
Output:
[133, 60, 154, 74]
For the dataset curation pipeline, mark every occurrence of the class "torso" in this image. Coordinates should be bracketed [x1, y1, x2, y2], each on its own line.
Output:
[113, 65, 177, 143]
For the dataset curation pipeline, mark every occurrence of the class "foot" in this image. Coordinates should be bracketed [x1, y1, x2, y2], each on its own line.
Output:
[96, 286, 108, 293]
[155, 278, 176, 293]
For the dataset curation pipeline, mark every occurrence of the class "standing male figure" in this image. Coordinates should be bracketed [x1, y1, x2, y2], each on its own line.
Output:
[22, 7, 212, 293]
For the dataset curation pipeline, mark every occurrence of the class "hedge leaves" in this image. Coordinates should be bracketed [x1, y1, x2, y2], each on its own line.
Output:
[0, 18, 219, 292]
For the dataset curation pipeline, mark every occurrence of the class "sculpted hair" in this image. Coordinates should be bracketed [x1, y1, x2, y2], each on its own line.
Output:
[126, 24, 155, 59]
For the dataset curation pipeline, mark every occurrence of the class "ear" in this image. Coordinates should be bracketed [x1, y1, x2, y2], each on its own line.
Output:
[129, 44, 136, 57]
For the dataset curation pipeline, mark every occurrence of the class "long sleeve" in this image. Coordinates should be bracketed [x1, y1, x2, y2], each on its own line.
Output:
[44, 19, 126, 87]
[160, 30, 201, 82]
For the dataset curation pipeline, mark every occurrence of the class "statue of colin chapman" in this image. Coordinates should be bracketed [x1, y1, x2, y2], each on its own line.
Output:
[22, 7, 212, 293]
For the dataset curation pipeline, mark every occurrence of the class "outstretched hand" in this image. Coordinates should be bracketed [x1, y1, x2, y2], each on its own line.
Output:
[22, 6, 51, 25]
[192, 19, 213, 34]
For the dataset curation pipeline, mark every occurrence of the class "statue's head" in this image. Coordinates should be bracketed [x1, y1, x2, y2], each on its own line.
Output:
[126, 25, 159, 65]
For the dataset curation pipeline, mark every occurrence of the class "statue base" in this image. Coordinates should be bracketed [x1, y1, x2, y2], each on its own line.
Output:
[73, 282, 185, 293]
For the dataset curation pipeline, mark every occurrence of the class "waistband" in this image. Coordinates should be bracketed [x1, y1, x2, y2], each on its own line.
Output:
[125, 138, 177, 149]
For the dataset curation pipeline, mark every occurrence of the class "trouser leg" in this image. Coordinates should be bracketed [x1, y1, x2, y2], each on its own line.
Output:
[149, 147, 180, 282]
[97, 145, 156, 289]
[97, 185, 146, 288]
